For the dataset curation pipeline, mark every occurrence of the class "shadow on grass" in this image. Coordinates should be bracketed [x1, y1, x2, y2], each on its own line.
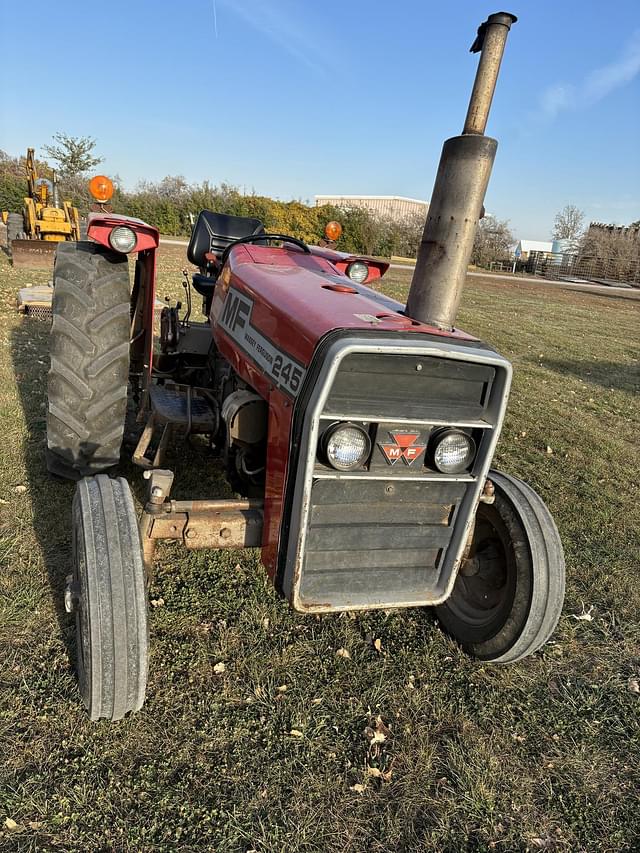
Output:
[10, 317, 77, 662]
[557, 286, 640, 304]
[10, 313, 238, 656]
[542, 358, 639, 394]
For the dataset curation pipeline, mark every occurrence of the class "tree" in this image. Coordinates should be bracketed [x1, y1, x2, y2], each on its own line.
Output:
[552, 204, 585, 251]
[43, 133, 104, 177]
[471, 215, 514, 268]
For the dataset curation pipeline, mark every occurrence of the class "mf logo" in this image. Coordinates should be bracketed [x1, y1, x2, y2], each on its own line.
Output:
[379, 431, 427, 466]
[221, 291, 251, 332]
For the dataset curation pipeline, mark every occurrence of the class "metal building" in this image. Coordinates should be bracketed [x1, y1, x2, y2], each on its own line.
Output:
[315, 195, 429, 221]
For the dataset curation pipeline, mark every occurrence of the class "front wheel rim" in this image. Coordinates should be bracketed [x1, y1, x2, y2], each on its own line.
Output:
[446, 503, 517, 633]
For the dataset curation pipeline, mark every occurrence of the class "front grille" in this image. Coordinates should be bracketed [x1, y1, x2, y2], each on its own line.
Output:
[300, 478, 465, 607]
[284, 337, 511, 613]
[324, 352, 495, 421]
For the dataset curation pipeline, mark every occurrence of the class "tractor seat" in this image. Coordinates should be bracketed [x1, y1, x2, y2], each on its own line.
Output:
[187, 210, 265, 269]
[192, 273, 216, 299]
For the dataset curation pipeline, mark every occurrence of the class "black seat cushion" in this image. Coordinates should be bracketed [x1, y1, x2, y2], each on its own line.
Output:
[192, 273, 216, 299]
[187, 210, 265, 269]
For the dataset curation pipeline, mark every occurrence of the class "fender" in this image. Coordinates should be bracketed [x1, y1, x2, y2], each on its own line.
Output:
[87, 212, 159, 254]
[308, 245, 389, 284]
[87, 213, 160, 386]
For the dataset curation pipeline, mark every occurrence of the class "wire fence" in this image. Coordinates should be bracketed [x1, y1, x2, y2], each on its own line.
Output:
[489, 251, 640, 286]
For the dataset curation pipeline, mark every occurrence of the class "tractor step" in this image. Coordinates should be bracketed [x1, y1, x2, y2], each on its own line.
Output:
[148, 384, 216, 430]
[133, 384, 218, 469]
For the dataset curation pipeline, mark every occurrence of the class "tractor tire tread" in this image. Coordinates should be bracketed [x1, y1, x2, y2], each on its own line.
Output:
[47, 241, 130, 479]
[74, 475, 148, 721]
[7, 212, 24, 243]
[494, 472, 565, 656]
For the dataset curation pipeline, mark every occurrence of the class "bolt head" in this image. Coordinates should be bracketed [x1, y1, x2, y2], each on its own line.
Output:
[151, 486, 164, 498]
[64, 574, 78, 613]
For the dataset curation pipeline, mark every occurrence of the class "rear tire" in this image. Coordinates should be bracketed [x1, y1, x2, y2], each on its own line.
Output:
[7, 212, 24, 244]
[46, 241, 130, 479]
[70, 475, 148, 721]
[436, 470, 565, 663]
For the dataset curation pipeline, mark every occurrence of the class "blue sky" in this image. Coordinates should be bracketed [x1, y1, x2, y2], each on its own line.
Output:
[1, 0, 639, 240]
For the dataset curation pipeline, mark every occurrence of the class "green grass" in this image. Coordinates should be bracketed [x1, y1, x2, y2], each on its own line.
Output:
[1, 246, 639, 852]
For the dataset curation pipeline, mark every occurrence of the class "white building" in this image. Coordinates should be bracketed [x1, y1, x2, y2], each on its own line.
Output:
[515, 239, 554, 260]
[315, 195, 428, 222]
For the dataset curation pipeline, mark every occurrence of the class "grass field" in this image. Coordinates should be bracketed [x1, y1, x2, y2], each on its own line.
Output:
[1, 245, 639, 852]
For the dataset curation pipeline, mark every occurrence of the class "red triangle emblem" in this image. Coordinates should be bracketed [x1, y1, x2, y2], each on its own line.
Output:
[379, 432, 426, 466]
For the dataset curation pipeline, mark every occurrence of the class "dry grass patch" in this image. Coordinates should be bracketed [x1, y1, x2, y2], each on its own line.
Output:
[0, 248, 638, 852]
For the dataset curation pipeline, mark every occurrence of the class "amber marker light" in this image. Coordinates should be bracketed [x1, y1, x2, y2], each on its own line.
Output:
[325, 220, 342, 241]
[89, 175, 114, 203]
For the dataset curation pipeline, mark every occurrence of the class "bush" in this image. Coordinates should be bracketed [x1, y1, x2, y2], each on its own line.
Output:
[1, 147, 428, 257]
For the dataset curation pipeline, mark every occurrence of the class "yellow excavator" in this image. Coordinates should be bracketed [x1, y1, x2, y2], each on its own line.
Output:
[2, 147, 81, 268]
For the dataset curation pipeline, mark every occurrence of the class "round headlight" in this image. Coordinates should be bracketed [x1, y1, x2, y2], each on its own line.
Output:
[432, 430, 476, 474]
[322, 423, 371, 471]
[109, 226, 137, 253]
[346, 261, 368, 284]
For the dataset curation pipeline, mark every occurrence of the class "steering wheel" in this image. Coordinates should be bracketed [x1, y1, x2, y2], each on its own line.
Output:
[220, 233, 310, 266]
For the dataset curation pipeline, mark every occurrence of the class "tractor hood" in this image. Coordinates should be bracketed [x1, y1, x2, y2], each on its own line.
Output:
[223, 243, 477, 374]
[240, 242, 390, 286]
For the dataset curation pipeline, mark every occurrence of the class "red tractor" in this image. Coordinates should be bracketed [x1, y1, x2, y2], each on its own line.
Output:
[46, 12, 565, 721]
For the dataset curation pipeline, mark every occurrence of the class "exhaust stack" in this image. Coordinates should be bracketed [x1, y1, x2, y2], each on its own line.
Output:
[52, 170, 60, 209]
[405, 12, 517, 331]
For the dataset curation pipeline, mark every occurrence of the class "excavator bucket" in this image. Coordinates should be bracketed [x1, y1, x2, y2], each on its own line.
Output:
[10, 239, 60, 269]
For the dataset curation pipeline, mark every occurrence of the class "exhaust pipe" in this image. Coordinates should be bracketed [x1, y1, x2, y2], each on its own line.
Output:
[52, 170, 60, 209]
[405, 12, 517, 331]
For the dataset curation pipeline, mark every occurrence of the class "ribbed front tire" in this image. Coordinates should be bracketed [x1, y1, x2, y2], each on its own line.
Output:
[71, 475, 148, 721]
[46, 241, 130, 479]
[436, 470, 565, 663]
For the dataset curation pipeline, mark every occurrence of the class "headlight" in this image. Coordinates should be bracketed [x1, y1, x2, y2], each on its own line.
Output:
[432, 430, 476, 474]
[346, 261, 368, 283]
[322, 423, 371, 471]
[109, 226, 137, 253]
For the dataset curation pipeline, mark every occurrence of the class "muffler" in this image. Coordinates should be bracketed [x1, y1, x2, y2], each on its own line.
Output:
[406, 12, 517, 331]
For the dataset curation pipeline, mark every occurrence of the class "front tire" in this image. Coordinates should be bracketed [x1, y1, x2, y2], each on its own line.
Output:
[46, 241, 130, 479]
[70, 475, 148, 721]
[436, 470, 565, 663]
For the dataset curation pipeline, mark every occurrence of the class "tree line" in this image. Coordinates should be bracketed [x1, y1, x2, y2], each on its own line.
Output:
[0, 141, 425, 257]
[4, 134, 637, 274]
[1, 134, 523, 263]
